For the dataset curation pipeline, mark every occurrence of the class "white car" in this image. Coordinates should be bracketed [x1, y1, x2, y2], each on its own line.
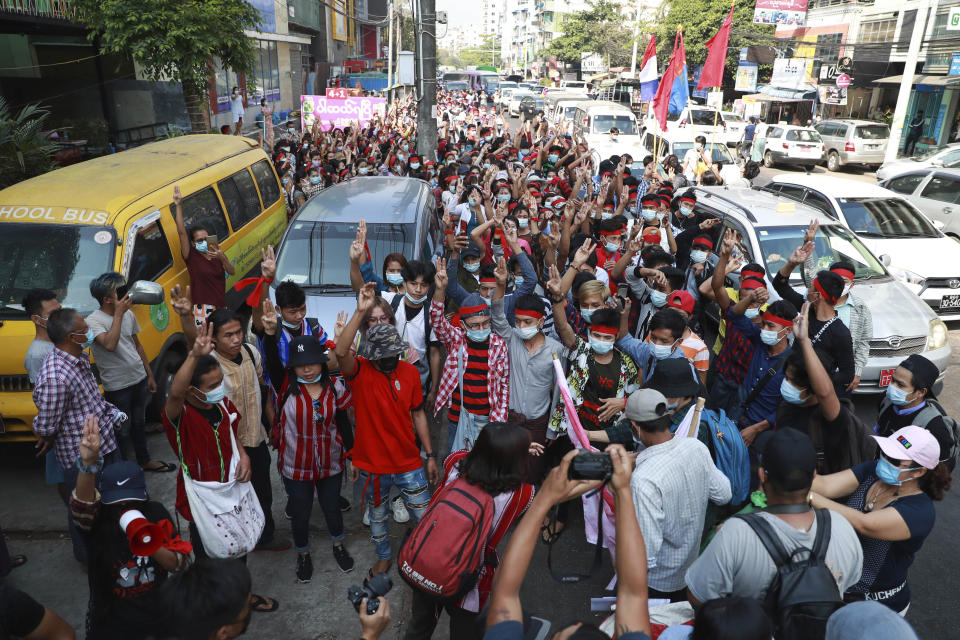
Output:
[876, 143, 960, 181]
[879, 168, 960, 238]
[765, 174, 960, 320]
[560, 80, 589, 94]
[508, 90, 536, 117]
[641, 106, 725, 140]
[760, 125, 825, 170]
[720, 111, 746, 147]
[496, 86, 517, 108]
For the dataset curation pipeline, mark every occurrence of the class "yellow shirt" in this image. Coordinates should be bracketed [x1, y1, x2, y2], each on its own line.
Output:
[713, 288, 769, 354]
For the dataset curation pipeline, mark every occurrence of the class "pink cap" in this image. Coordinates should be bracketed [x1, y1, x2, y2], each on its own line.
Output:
[872, 426, 941, 470]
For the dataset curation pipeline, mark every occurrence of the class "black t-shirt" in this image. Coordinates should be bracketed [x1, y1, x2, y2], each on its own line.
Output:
[0, 582, 45, 639]
[580, 354, 621, 429]
[875, 402, 954, 456]
[776, 401, 852, 473]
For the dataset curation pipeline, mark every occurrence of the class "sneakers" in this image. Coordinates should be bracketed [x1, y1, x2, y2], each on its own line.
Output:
[339, 495, 351, 512]
[296, 553, 313, 583]
[284, 502, 292, 520]
[333, 544, 355, 573]
[391, 496, 410, 523]
[362, 506, 370, 527]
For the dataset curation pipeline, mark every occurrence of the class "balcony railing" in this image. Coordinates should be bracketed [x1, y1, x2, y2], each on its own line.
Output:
[1, 0, 75, 20]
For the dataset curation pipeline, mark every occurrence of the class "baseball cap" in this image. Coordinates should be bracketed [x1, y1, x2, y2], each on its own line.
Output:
[899, 354, 939, 395]
[667, 290, 695, 315]
[287, 335, 329, 368]
[101, 461, 149, 504]
[873, 426, 940, 470]
[624, 388, 668, 422]
[760, 428, 817, 492]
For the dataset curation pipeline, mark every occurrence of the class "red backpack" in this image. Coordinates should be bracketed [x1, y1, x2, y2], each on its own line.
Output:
[398, 477, 494, 601]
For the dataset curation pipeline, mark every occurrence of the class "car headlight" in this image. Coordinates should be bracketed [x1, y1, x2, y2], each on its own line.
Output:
[928, 318, 948, 351]
[889, 266, 926, 289]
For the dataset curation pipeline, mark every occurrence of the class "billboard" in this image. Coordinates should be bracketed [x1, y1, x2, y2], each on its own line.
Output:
[771, 58, 813, 89]
[754, 0, 808, 26]
[735, 62, 759, 92]
[300, 95, 387, 130]
[818, 85, 847, 106]
[581, 52, 603, 73]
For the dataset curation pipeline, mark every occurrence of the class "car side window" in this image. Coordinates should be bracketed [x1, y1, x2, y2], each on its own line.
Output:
[803, 191, 836, 218]
[920, 175, 960, 204]
[170, 187, 230, 240]
[885, 173, 926, 195]
[128, 219, 173, 283]
[941, 150, 960, 167]
[767, 127, 783, 138]
[218, 169, 262, 230]
[251, 159, 282, 207]
[777, 184, 805, 202]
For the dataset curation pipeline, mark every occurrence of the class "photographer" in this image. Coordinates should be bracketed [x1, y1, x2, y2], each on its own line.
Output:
[71, 415, 189, 639]
[483, 447, 652, 639]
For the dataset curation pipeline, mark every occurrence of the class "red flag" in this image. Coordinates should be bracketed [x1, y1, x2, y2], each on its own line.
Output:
[651, 30, 686, 133]
[697, 3, 735, 90]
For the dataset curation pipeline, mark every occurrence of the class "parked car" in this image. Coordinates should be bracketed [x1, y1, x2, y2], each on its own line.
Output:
[692, 186, 950, 393]
[560, 79, 589, 94]
[572, 101, 641, 161]
[271, 177, 439, 333]
[879, 167, 960, 238]
[641, 105, 726, 139]
[814, 119, 890, 172]
[876, 142, 960, 181]
[761, 125, 825, 170]
[507, 90, 536, 117]
[495, 85, 517, 107]
[765, 174, 960, 320]
[720, 111, 746, 147]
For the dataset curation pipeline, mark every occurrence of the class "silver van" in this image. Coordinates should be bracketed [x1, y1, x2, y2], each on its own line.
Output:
[271, 177, 439, 332]
[814, 119, 890, 172]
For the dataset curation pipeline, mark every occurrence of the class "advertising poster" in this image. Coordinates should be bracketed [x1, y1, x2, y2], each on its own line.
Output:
[771, 58, 813, 89]
[753, 0, 808, 26]
[332, 0, 347, 41]
[300, 95, 387, 130]
[735, 63, 758, 92]
[818, 85, 847, 106]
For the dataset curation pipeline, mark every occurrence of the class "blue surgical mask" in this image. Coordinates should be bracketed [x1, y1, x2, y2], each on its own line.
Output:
[875, 457, 910, 486]
[548, 154, 559, 163]
[449, 184, 457, 193]
[198, 382, 226, 404]
[679, 206, 694, 217]
[601, 212, 614, 220]
[744, 307, 760, 319]
[580, 307, 596, 322]
[359, 167, 370, 175]
[410, 163, 420, 169]
[666, 400, 680, 411]
[589, 337, 614, 354]
[515, 325, 538, 340]
[74, 328, 96, 349]
[194, 240, 208, 253]
[297, 373, 323, 384]
[886, 384, 913, 406]
[641, 209, 657, 222]
[386, 273, 404, 286]
[649, 290, 668, 308]
[518, 218, 529, 229]
[281, 318, 301, 330]
[481, 296, 492, 306]
[514, 276, 524, 287]
[405, 291, 428, 304]
[652, 341, 674, 360]
[518, 149, 529, 159]
[760, 328, 782, 346]
[498, 193, 510, 202]
[690, 250, 708, 264]
[780, 379, 806, 405]
[310, 176, 322, 185]
[463, 262, 480, 273]
[466, 327, 491, 342]
[605, 241, 620, 253]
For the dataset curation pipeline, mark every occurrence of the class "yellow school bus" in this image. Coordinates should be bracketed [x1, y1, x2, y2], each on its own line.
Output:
[0, 135, 287, 441]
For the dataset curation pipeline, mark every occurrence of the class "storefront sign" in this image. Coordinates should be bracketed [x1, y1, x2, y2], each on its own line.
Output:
[950, 53, 960, 76]
[735, 63, 759, 92]
[836, 74, 851, 88]
[300, 95, 387, 129]
[818, 85, 847, 106]
[948, 7, 960, 30]
[753, 0, 808, 26]
[771, 58, 812, 89]
[581, 52, 603, 73]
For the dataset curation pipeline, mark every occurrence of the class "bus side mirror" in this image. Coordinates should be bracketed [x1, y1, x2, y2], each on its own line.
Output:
[127, 280, 165, 305]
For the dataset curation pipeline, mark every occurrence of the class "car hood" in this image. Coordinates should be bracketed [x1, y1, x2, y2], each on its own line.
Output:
[849, 277, 936, 338]
[858, 236, 960, 278]
[877, 159, 928, 179]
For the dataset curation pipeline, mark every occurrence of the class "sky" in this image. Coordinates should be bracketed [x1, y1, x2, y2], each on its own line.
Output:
[436, 0, 482, 31]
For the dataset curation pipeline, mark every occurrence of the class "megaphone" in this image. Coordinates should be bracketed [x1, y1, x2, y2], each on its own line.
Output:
[119, 510, 164, 557]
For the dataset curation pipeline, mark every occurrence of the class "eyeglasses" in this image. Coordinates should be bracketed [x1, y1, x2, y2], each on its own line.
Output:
[464, 319, 491, 331]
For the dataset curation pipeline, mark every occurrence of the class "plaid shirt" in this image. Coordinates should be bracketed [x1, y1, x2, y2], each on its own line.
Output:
[715, 304, 756, 385]
[429, 300, 510, 422]
[32, 348, 120, 470]
[276, 377, 353, 481]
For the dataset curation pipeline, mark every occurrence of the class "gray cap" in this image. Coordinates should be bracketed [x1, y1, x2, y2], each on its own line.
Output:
[826, 601, 919, 640]
[624, 389, 668, 422]
[359, 323, 408, 360]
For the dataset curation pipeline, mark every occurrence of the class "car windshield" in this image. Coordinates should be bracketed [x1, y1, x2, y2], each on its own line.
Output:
[855, 125, 889, 140]
[0, 224, 115, 318]
[592, 115, 635, 134]
[913, 145, 956, 161]
[672, 142, 735, 163]
[480, 77, 499, 92]
[446, 82, 468, 91]
[786, 129, 821, 142]
[838, 197, 939, 238]
[723, 113, 745, 123]
[276, 222, 413, 289]
[757, 224, 886, 284]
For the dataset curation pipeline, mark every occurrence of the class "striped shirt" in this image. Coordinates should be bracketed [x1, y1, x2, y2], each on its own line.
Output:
[449, 339, 491, 423]
[276, 378, 352, 481]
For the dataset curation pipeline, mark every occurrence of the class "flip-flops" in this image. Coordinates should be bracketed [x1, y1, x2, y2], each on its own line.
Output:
[250, 594, 279, 613]
[142, 461, 176, 473]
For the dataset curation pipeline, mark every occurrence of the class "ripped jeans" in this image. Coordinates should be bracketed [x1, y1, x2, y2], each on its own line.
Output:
[359, 467, 431, 561]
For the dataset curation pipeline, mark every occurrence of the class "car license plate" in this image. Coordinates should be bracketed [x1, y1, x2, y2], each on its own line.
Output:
[940, 294, 960, 311]
[878, 368, 896, 388]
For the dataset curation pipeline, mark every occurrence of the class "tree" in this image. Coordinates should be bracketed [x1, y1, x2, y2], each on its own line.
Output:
[73, 0, 263, 133]
[459, 35, 502, 69]
[542, 1, 634, 68]
[0, 98, 56, 189]
[651, 0, 776, 81]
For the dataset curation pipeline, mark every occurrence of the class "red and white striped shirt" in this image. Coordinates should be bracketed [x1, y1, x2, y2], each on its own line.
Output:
[276, 377, 352, 481]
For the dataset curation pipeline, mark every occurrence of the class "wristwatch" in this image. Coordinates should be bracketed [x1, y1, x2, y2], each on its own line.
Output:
[425, 452, 437, 459]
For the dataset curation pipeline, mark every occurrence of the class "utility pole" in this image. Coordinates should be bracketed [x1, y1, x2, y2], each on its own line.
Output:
[885, 0, 931, 163]
[417, 0, 438, 159]
[388, 0, 394, 92]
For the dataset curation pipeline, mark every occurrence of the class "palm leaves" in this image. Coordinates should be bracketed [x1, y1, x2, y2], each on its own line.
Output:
[0, 97, 56, 189]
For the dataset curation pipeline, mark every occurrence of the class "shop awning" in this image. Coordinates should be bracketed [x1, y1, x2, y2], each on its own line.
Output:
[873, 74, 960, 86]
[757, 84, 817, 100]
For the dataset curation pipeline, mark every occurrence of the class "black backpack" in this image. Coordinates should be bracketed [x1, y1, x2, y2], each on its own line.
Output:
[735, 508, 843, 640]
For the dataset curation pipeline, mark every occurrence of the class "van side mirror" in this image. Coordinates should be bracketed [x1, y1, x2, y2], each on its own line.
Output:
[879, 254, 892, 267]
[127, 280, 165, 305]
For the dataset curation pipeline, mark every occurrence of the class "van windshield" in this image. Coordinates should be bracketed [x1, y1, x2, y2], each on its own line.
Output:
[592, 115, 635, 134]
[0, 224, 115, 318]
[275, 222, 414, 291]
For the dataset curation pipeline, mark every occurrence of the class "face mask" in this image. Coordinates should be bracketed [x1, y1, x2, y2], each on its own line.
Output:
[885, 383, 913, 406]
[485, 135, 494, 142]
[696, 144, 704, 151]
[449, 184, 457, 193]
[656, 212, 666, 221]
[580, 307, 596, 322]
[463, 261, 480, 273]
[310, 176, 322, 185]
[405, 291, 428, 304]
[518, 150, 529, 159]
[198, 382, 226, 404]
[376, 356, 400, 373]
[780, 379, 806, 405]
[281, 318, 301, 330]
[73, 328, 96, 349]
[358, 167, 370, 175]
[876, 456, 914, 486]
[841, 283, 852, 297]
[590, 337, 614, 354]
[466, 327, 491, 342]
[397, 155, 407, 163]
[195, 240, 208, 253]
[288, 128, 296, 134]
[605, 241, 620, 253]
[679, 206, 694, 217]
[297, 373, 323, 384]
[652, 341, 674, 360]
[470, 199, 479, 208]
[642, 209, 657, 222]
[480, 296, 492, 306]
[282, 178, 291, 185]
[690, 250, 708, 264]
[386, 273, 404, 286]
[744, 307, 760, 320]
[548, 154, 559, 164]
[518, 218, 529, 229]
[515, 325, 539, 340]
[497, 193, 510, 203]
[410, 162, 420, 169]
[601, 212, 614, 220]
[514, 276, 524, 287]
[666, 400, 680, 411]
[760, 328, 783, 346]
[649, 289, 668, 308]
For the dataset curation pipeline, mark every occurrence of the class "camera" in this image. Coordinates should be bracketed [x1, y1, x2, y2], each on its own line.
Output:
[347, 572, 393, 615]
[568, 452, 613, 481]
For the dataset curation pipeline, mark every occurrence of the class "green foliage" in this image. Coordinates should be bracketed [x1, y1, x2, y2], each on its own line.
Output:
[651, 0, 776, 79]
[459, 35, 502, 69]
[0, 97, 56, 190]
[541, 1, 634, 67]
[72, 0, 262, 97]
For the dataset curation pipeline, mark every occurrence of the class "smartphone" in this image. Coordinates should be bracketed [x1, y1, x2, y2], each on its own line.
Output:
[207, 234, 219, 250]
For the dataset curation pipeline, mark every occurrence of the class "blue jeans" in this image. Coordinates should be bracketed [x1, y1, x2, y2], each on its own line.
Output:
[105, 378, 150, 465]
[282, 473, 345, 552]
[360, 467, 430, 561]
[63, 449, 122, 564]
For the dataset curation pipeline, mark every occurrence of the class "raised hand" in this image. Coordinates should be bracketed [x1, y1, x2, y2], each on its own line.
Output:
[173, 185, 182, 207]
[546, 264, 562, 298]
[699, 217, 722, 231]
[260, 245, 277, 280]
[261, 298, 277, 335]
[191, 321, 215, 357]
[573, 238, 595, 266]
[357, 282, 377, 313]
[333, 310, 348, 341]
[78, 414, 101, 466]
[434, 256, 448, 290]
[793, 301, 810, 341]
[789, 241, 815, 266]
[720, 228, 736, 256]
[494, 256, 508, 286]
[803, 218, 820, 244]
[170, 285, 193, 317]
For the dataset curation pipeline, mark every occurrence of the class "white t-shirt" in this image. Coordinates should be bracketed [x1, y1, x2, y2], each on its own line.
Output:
[86, 309, 146, 392]
[230, 93, 244, 120]
[381, 292, 437, 358]
[682, 148, 701, 181]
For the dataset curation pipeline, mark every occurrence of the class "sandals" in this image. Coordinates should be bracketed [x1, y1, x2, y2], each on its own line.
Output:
[250, 594, 280, 613]
[142, 461, 176, 473]
[540, 518, 564, 544]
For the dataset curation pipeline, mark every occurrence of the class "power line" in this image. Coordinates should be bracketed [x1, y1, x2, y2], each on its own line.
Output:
[0, 52, 103, 71]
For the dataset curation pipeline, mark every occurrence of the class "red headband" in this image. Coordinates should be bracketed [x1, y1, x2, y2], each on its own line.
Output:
[514, 309, 544, 319]
[831, 267, 855, 281]
[740, 279, 766, 291]
[479, 277, 497, 284]
[693, 238, 713, 250]
[742, 269, 764, 280]
[680, 197, 696, 204]
[459, 304, 488, 316]
[590, 325, 619, 336]
[600, 229, 621, 236]
[813, 278, 838, 305]
[763, 312, 793, 328]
